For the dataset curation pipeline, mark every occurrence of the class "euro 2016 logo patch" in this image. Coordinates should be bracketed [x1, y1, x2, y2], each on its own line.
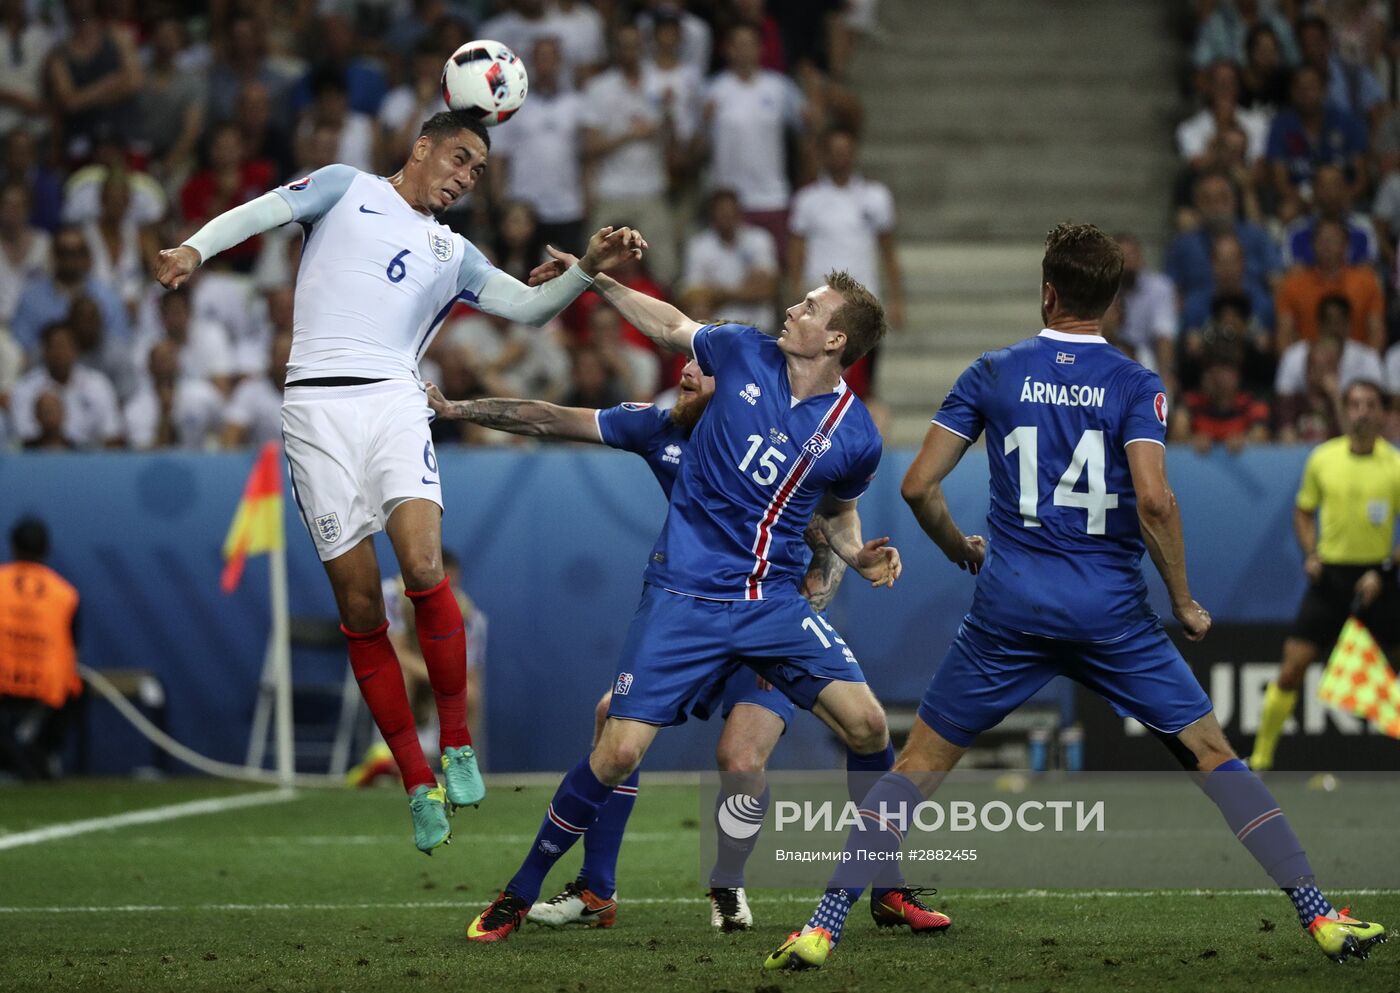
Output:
[428, 230, 454, 262]
[803, 432, 833, 459]
[314, 513, 342, 544]
[1154, 392, 1168, 426]
[614, 672, 634, 696]
[285, 176, 312, 191]
[622, 402, 653, 411]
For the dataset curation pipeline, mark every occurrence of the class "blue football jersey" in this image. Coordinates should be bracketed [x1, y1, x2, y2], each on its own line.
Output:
[596, 402, 689, 496]
[933, 329, 1169, 641]
[644, 324, 882, 601]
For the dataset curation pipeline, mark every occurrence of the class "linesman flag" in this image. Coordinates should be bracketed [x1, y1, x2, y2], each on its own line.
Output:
[1318, 617, 1400, 739]
[221, 441, 285, 593]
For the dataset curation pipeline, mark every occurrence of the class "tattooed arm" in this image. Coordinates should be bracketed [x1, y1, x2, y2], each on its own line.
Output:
[425, 385, 603, 443]
[800, 516, 849, 611]
[812, 495, 903, 589]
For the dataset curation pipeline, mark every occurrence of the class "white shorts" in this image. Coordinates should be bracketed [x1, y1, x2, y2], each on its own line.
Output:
[282, 380, 442, 562]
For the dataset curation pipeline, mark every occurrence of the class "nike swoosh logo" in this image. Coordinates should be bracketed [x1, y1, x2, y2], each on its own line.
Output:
[421, 476, 440, 486]
[359, 205, 384, 214]
[428, 624, 464, 641]
[579, 902, 615, 918]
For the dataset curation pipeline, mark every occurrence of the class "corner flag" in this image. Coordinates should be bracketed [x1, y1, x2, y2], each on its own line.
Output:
[221, 441, 285, 593]
[1318, 617, 1400, 739]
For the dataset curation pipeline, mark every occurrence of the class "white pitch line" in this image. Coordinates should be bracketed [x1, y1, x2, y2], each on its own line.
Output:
[0, 788, 298, 852]
[3, 889, 1399, 914]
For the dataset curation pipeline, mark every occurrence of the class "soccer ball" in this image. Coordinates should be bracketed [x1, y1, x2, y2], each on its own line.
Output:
[441, 39, 528, 126]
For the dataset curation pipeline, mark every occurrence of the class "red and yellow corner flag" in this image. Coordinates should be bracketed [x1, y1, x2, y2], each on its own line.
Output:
[1318, 617, 1400, 739]
[221, 441, 285, 594]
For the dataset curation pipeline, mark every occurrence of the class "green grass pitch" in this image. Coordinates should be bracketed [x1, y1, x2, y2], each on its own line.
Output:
[1, 778, 1397, 993]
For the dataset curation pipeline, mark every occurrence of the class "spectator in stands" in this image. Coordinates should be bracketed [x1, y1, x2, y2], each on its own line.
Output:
[81, 170, 158, 308]
[563, 344, 627, 409]
[1275, 295, 1382, 443]
[447, 309, 570, 403]
[1363, 157, 1400, 277]
[1295, 14, 1383, 126]
[481, 0, 565, 79]
[206, 14, 290, 127]
[1171, 124, 1263, 229]
[61, 150, 166, 227]
[768, 0, 848, 72]
[1172, 339, 1271, 453]
[1167, 170, 1280, 306]
[294, 13, 388, 119]
[644, 11, 704, 170]
[130, 15, 205, 187]
[788, 128, 902, 328]
[0, 182, 49, 326]
[134, 288, 233, 396]
[1239, 23, 1290, 112]
[1, 128, 62, 232]
[588, 304, 660, 400]
[69, 292, 133, 399]
[1103, 234, 1178, 382]
[11, 227, 128, 355]
[45, 0, 142, 165]
[180, 123, 275, 273]
[581, 24, 678, 286]
[1192, 0, 1298, 75]
[1280, 162, 1376, 267]
[10, 320, 121, 448]
[1180, 230, 1275, 339]
[1177, 61, 1270, 167]
[491, 201, 545, 285]
[235, 81, 295, 184]
[294, 69, 374, 174]
[724, 0, 788, 72]
[680, 188, 779, 331]
[376, 38, 448, 177]
[0, 0, 55, 142]
[636, 0, 712, 77]
[1266, 65, 1368, 223]
[488, 38, 586, 254]
[1276, 218, 1384, 351]
[0, 518, 82, 781]
[548, 0, 608, 85]
[222, 331, 290, 448]
[702, 23, 811, 259]
[123, 339, 222, 450]
[426, 341, 491, 446]
[22, 390, 72, 450]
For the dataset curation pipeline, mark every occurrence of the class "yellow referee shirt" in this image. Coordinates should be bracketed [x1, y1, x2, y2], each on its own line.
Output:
[1296, 437, 1400, 565]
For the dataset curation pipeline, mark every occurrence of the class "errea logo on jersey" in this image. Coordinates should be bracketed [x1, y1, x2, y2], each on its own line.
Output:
[740, 383, 761, 405]
[662, 444, 682, 464]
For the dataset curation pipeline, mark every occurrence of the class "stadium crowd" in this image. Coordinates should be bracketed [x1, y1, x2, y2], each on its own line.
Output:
[0, 0, 895, 451]
[1107, 0, 1400, 450]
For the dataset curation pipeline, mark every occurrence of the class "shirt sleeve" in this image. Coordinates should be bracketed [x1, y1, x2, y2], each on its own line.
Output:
[788, 187, 814, 237]
[455, 236, 499, 298]
[748, 226, 777, 272]
[1297, 450, 1322, 512]
[271, 164, 358, 224]
[692, 322, 759, 377]
[596, 402, 669, 453]
[931, 355, 989, 443]
[831, 435, 881, 501]
[1122, 368, 1169, 448]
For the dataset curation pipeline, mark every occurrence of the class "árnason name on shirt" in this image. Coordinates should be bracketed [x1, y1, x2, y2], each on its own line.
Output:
[1019, 378, 1106, 408]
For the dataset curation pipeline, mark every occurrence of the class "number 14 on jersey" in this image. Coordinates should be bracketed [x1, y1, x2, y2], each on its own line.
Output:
[1004, 427, 1119, 534]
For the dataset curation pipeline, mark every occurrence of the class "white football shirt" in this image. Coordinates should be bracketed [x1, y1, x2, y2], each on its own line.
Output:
[273, 165, 497, 383]
[789, 174, 894, 296]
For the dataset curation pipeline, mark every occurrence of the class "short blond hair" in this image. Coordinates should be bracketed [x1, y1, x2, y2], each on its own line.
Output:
[824, 270, 886, 367]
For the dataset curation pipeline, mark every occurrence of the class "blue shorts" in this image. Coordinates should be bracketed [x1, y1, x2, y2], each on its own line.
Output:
[717, 667, 795, 727]
[607, 584, 865, 727]
[918, 614, 1213, 747]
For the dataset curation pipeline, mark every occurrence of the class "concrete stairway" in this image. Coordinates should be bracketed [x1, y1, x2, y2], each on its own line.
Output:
[848, 0, 1183, 444]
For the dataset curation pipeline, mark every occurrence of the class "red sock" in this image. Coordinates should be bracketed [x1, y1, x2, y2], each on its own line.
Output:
[405, 576, 473, 751]
[342, 621, 436, 793]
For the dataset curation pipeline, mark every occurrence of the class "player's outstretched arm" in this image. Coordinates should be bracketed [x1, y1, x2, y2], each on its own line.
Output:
[1126, 440, 1211, 641]
[474, 227, 647, 328]
[155, 191, 295, 289]
[812, 496, 901, 589]
[901, 423, 985, 573]
[800, 516, 850, 610]
[424, 384, 602, 442]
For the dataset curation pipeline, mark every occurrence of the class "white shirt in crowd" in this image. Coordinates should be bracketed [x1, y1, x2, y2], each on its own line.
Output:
[10, 364, 122, 447]
[1275, 338, 1385, 395]
[644, 60, 703, 143]
[445, 313, 571, 401]
[682, 223, 778, 330]
[0, 229, 50, 324]
[82, 219, 146, 306]
[223, 375, 284, 446]
[789, 174, 894, 296]
[1113, 271, 1178, 372]
[0, 21, 54, 136]
[637, 9, 711, 76]
[123, 376, 224, 449]
[62, 168, 167, 226]
[489, 88, 585, 224]
[1175, 106, 1271, 163]
[188, 271, 271, 377]
[545, 1, 606, 75]
[580, 70, 667, 199]
[705, 70, 805, 212]
[131, 314, 235, 386]
[377, 86, 448, 140]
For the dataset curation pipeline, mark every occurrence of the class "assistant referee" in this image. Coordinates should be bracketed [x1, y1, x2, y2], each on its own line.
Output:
[1251, 379, 1400, 771]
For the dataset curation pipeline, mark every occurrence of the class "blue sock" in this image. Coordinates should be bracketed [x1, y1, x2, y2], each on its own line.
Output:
[507, 757, 614, 903]
[710, 784, 770, 887]
[806, 889, 853, 944]
[578, 769, 638, 900]
[1199, 758, 1331, 927]
[844, 744, 906, 898]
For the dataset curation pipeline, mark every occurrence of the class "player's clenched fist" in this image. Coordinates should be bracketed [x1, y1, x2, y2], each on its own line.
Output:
[155, 245, 202, 289]
[950, 534, 985, 574]
[855, 536, 901, 588]
[1173, 599, 1211, 641]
